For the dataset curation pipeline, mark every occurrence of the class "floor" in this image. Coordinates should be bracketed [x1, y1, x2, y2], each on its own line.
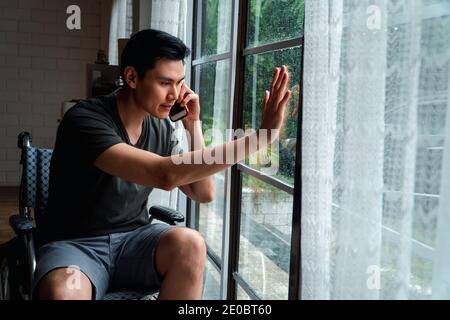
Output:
[0, 187, 19, 244]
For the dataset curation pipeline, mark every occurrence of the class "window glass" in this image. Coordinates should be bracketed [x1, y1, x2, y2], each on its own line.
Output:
[243, 47, 302, 185]
[202, 259, 221, 299]
[198, 171, 225, 258]
[196, 0, 232, 58]
[247, 0, 304, 48]
[194, 59, 230, 258]
[238, 174, 292, 299]
[236, 284, 252, 300]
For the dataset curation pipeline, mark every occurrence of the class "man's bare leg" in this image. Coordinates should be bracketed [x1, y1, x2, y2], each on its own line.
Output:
[155, 227, 207, 299]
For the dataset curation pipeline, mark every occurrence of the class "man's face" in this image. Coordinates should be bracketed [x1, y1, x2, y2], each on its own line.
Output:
[133, 58, 185, 119]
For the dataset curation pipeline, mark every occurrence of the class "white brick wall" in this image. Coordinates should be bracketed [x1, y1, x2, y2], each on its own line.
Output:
[0, 0, 104, 186]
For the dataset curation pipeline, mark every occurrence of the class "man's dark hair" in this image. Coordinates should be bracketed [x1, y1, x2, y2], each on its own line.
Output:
[120, 29, 191, 82]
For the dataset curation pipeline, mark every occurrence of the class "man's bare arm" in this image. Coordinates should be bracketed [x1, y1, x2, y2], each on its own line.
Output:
[94, 143, 171, 189]
[94, 130, 263, 191]
[164, 130, 264, 189]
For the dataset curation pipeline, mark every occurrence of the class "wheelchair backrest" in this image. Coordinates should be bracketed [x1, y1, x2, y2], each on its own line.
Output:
[18, 132, 53, 224]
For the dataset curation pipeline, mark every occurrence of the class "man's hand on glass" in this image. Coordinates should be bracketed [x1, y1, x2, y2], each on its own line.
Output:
[259, 65, 292, 143]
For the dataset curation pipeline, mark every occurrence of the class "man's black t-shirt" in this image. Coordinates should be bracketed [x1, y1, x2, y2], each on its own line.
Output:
[40, 91, 181, 243]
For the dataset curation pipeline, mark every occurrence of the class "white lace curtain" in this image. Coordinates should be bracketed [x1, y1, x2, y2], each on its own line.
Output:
[108, 0, 133, 65]
[150, 0, 187, 40]
[302, 0, 450, 299]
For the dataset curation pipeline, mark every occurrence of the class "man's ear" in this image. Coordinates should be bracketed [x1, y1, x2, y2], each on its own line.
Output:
[123, 66, 138, 89]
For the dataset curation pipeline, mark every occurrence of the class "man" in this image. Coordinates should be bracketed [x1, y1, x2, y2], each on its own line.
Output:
[33, 29, 291, 300]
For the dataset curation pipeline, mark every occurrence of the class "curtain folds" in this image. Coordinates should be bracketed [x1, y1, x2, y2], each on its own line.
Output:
[302, 0, 450, 299]
[108, 0, 132, 65]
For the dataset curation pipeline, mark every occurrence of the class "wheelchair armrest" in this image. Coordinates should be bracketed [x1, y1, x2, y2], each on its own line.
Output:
[148, 205, 184, 225]
[9, 214, 34, 236]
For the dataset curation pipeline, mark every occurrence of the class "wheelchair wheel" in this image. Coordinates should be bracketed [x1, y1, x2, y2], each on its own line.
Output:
[0, 252, 11, 300]
[0, 238, 27, 300]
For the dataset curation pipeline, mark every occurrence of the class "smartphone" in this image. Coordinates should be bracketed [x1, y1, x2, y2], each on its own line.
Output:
[169, 101, 188, 122]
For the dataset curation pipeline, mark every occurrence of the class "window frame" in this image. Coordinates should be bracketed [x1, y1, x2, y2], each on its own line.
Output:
[189, 0, 304, 300]
[189, 0, 236, 300]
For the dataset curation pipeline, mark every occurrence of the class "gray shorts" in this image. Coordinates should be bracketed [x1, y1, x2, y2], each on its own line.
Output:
[32, 222, 176, 299]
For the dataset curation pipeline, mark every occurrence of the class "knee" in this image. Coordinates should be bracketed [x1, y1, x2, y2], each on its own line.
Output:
[37, 268, 93, 300]
[161, 228, 207, 268]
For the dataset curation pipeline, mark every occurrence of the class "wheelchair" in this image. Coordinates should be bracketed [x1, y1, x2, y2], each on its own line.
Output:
[0, 132, 185, 300]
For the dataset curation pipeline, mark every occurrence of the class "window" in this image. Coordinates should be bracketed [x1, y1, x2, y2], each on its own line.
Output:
[191, 0, 234, 300]
[202, 259, 222, 299]
[195, 0, 232, 57]
[231, 0, 303, 300]
[243, 48, 301, 184]
[246, 0, 304, 48]
[194, 60, 230, 260]
[238, 174, 293, 299]
[190, 0, 304, 300]
[190, 0, 449, 300]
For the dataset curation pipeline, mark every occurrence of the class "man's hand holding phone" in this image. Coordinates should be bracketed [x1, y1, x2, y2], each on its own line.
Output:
[169, 80, 201, 124]
[259, 65, 292, 143]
